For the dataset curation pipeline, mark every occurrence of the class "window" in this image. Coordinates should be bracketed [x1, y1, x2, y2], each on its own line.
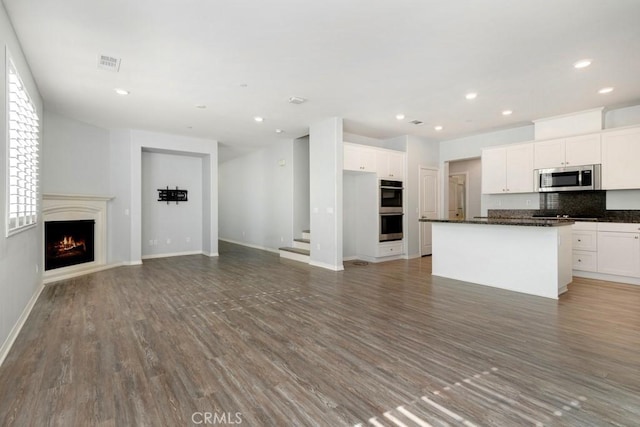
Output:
[7, 56, 39, 235]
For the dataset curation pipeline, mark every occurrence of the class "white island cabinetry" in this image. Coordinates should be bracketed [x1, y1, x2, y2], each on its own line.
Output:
[422, 218, 573, 299]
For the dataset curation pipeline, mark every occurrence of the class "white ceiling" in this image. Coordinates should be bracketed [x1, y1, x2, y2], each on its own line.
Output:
[4, 0, 640, 160]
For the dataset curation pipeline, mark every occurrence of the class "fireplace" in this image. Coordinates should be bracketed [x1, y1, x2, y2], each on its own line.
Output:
[45, 220, 95, 271]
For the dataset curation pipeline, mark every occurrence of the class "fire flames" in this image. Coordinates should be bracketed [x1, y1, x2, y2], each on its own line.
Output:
[54, 235, 86, 254]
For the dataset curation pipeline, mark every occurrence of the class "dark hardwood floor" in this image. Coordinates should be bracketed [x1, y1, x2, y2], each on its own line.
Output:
[1, 241, 639, 426]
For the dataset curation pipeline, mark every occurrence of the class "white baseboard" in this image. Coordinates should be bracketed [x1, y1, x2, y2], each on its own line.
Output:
[0, 281, 45, 367]
[218, 238, 279, 254]
[308, 260, 345, 271]
[141, 250, 203, 260]
[343, 256, 359, 261]
[122, 260, 143, 266]
[573, 270, 640, 286]
[203, 252, 219, 257]
[43, 262, 125, 285]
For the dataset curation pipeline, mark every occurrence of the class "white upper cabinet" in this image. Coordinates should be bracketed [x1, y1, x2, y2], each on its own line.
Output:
[482, 143, 534, 194]
[344, 143, 405, 179]
[376, 150, 404, 180]
[533, 134, 601, 169]
[344, 143, 376, 173]
[601, 126, 640, 190]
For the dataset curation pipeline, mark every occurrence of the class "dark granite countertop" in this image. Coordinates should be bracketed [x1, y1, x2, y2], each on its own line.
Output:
[419, 218, 575, 227]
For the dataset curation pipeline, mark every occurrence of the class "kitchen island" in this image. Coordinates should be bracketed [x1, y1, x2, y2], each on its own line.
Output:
[419, 218, 574, 299]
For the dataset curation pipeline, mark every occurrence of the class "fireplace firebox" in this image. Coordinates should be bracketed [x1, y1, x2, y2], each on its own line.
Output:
[45, 220, 95, 271]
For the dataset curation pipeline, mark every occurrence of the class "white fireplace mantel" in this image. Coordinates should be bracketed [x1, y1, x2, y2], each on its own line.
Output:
[42, 194, 114, 284]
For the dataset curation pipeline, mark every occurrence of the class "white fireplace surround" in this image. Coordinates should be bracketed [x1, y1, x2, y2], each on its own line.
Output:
[42, 194, 113, 284]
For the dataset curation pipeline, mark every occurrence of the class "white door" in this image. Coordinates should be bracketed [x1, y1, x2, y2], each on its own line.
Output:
[420, 168, 439, 256]
[448, 175, 465, 220]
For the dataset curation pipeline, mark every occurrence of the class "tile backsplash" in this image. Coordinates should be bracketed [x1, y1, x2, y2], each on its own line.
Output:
[489, 190, 640, 222]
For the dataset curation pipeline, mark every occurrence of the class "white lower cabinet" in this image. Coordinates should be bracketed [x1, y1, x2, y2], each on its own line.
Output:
[377, 241, 404, 257]
[572, 222, 597, 272]
[573, 251, 597, 272]
[573, 222, 640, 279]
[597, 224, 640, 277]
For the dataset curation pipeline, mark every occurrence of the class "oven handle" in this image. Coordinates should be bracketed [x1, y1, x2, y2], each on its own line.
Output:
[380, 186, 404, 190]
[380, 213, 404, 216]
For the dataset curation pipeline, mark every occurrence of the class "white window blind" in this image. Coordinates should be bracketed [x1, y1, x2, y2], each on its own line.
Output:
[7, 58, 39, 234]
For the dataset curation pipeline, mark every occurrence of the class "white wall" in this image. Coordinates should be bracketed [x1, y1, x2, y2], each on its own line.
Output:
[449, 158, 482, 219]
[310, 117, 343, 270]
[405, 135, 440, 257]
[141, 151, 203, 257]
[108, 130, 133, 264]
[0, 3, 45, 364]
[42, 111, 110, 195]
[128, 130, 218, 262]
[342, 173, 358, 259]
[293, 136, 310, 236]
[218, 140, 294, 252]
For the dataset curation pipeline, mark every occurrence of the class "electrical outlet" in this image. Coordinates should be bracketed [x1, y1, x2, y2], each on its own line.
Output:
[149, 239, 154, 246]
[35, 264, 39, 273]
[280, 236, 284, 242]
[526, 199, 531, 206]
[316, 243, 321, 250]
[166, 238, 171, 244]
[186, 237, 191, 243]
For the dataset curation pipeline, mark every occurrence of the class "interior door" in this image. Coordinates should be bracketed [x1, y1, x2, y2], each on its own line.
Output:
[420, 168, 439, 256]
[448, 175, 466, 220]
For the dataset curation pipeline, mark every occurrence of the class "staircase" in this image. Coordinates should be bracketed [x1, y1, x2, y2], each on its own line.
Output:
[279, 230, 310, 263]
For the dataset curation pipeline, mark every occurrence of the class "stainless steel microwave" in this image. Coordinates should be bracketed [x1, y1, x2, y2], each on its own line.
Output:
[534, 164, 601, 192]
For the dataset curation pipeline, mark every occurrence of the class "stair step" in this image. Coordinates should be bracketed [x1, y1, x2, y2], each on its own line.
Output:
[279, 247, 310, 256]
[279, 246, 310, 264]
[293, 238, 311, 250]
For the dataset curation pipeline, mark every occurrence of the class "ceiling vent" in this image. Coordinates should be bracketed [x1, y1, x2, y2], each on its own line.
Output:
[98, 55, 121, 72]
[409, 119, 424, 125]
[288, 96, 306, 104]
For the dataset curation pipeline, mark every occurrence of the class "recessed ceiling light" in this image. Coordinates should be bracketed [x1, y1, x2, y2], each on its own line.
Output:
[573, 59, 592, 69]
[502, 110, 513, 116]
[465, 92, 478, 100]
[114, 88, 129, 96]
[195, 104, 207, 109]
[275, 129, 284, 133]
[598, 87, 614, 94]
[396, 114, 405, 120]
[434, 125, 444, 131]
[254, 116, 264, 122]
[240, 83, 248, 88]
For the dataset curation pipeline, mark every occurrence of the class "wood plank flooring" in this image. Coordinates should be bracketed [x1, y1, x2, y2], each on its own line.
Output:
[1, 240, 639, 426]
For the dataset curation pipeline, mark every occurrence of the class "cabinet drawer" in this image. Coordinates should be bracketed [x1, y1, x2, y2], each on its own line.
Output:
[573, 221, 597, 231]
[598, 222, 640, 233]
[573, 251, 597, 272]
[377, 242, 403, 257]
[572, 231, 597, 251]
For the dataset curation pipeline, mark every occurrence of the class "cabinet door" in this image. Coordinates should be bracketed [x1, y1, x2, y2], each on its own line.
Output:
[597, 232, 640, 277]
[505, 144, 534, 193]
[344, 144, 376, 172]
[602, 127, 640, 189]
[534, 138, 565, 169]
[387, 151, 404, 179]
[565, 134, 601, 166]
[343, 144, 362, 171]
[481, 147, 507, 194]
